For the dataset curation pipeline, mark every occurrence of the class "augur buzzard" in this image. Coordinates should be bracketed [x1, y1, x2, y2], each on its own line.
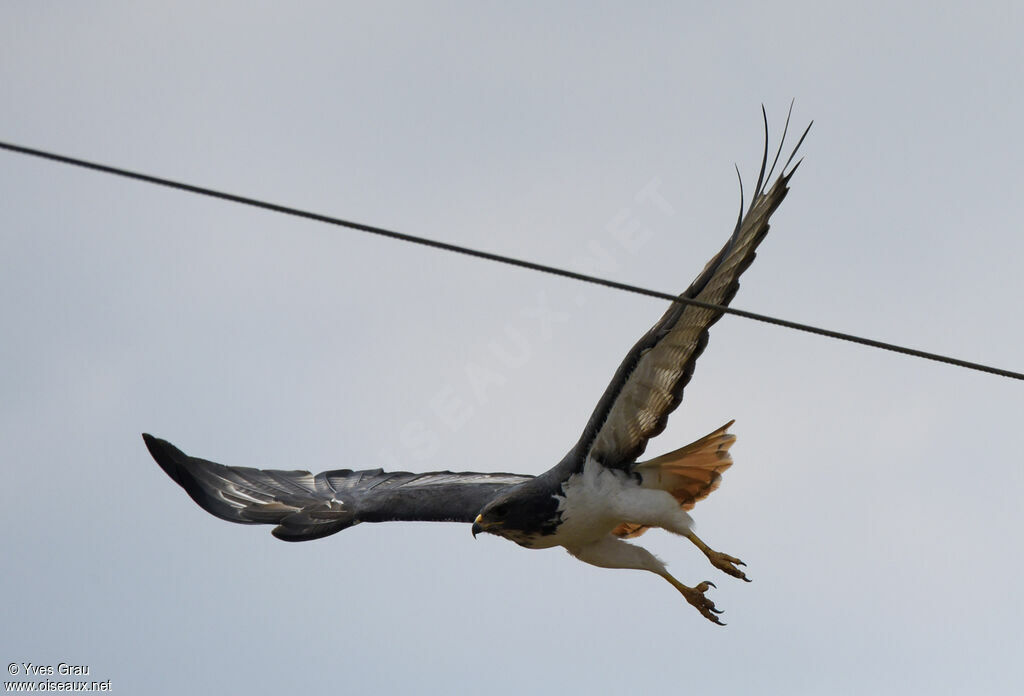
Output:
[143, 109, 810, 625]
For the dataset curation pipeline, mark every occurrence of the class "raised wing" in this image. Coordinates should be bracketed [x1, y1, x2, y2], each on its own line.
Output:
[573, 110, 810, 471]
[143, 434, 533, 542]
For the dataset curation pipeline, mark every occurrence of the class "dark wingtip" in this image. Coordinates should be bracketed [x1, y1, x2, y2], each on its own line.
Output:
[764, 100, 795, 185]
[141, 433, 255, 527]
[783, 121, 813, 174]
[785, 156, 805, 179]
[141, 432, 193, 488]
[142, 431, 172, 459]
[747, 107, 770, 213]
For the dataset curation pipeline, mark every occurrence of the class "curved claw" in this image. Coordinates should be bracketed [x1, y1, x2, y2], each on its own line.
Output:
[707, 551, 749, 581]
[677, 580, 726, 625]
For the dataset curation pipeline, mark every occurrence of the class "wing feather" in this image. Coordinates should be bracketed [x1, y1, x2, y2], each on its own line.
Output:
[143, 434, 532, 542]
[574, 113, 810, 471]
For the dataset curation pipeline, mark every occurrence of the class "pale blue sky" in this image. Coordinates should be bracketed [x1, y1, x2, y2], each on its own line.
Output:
[2, 2, 1022, 694]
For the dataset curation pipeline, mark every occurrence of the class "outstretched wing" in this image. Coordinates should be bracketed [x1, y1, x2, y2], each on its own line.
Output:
[572, 110, 810, 472]
[143, 434, 533, 542]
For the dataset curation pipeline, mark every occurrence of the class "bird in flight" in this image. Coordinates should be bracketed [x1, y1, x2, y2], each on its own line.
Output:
[143, 109, 810, 625]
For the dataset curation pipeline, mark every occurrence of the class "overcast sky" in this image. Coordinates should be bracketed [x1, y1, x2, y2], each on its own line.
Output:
[2, 2, 1022, 694]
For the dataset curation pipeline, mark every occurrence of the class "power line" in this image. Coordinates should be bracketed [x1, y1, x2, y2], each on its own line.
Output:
[1, 138, 1021, 382]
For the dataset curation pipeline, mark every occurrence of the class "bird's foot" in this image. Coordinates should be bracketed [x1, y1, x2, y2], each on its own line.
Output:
[705, 550, 750, 582]
[677, 580, 725, 625]
[686, 532, 750, 582]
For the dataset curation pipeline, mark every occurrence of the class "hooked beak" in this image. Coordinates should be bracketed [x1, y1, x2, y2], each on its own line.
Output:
[472, 514, 485, 538]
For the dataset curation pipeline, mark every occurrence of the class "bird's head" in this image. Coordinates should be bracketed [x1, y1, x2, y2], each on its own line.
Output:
[472, 484, 560, 547]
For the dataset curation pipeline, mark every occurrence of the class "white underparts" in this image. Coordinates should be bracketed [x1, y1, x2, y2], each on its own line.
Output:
[545, 457, 694, 554]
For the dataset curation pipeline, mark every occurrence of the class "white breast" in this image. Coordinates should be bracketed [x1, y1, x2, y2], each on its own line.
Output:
[543, 457, 692, 551]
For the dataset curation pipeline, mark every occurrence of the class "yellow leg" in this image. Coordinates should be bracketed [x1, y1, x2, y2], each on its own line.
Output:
[661, 572, 725, 625]
[686, 531, 750, 582]
[567, 536, 730, 625]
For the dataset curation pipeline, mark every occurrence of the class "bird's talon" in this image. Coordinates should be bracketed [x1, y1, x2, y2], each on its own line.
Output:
[678, 580, 726, 625]
[706, 550, 749, 581]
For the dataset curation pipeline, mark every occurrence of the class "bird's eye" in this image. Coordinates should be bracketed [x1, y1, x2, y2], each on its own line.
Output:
[492, 504, 509, 517]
